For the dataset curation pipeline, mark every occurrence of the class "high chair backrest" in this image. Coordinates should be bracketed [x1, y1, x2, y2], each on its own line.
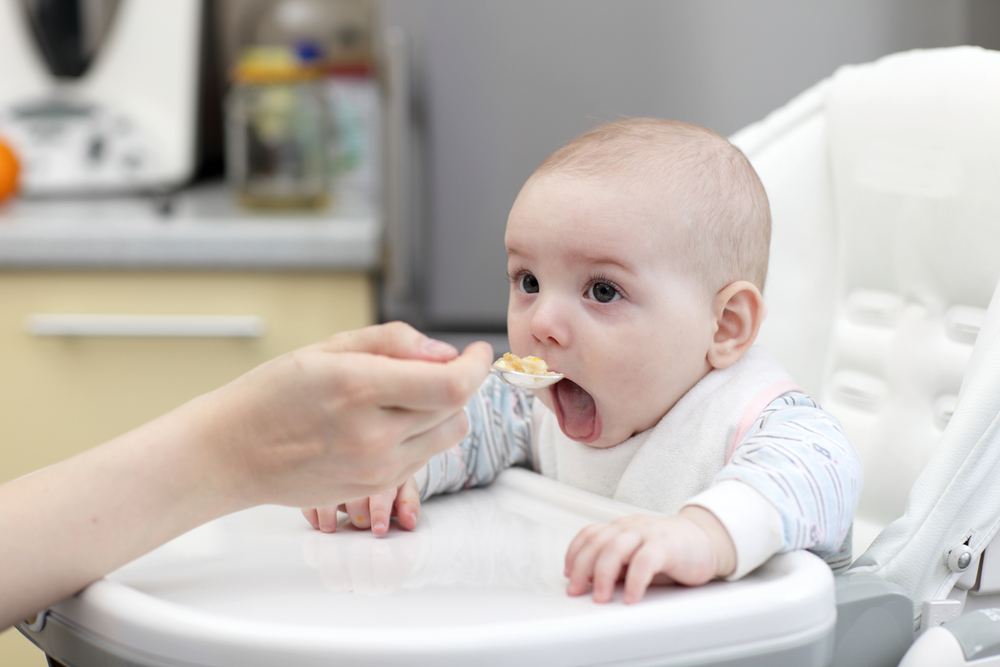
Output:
[731, 46, 1000, 580]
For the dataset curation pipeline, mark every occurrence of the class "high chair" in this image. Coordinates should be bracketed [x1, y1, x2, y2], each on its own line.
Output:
[738, 45, 1000, 666]
[17, 46, 1000, 667]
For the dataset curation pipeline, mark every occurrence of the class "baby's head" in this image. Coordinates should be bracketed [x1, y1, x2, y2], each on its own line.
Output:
[504, 118, 770, 448]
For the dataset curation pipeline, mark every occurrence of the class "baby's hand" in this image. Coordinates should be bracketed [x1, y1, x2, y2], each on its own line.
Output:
[564, 506, 736, 604]
[301, 477, 421, 535]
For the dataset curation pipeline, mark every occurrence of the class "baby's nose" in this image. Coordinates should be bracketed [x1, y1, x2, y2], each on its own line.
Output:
[529, 295, 572, 346]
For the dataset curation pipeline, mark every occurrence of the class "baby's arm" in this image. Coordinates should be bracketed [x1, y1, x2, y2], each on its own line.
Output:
[414, 373, 534, 500]
[685, 392, 862, 578]
[564, 506, 736, 604]
[563, 392, 859, 603]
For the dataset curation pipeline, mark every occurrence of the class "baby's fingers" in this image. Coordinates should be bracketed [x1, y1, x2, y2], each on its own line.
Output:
[345, 497, 373, 530]
[368, 488, 398, 535]
[394, 478, 421, 530]
[301, 506, 342, 533]
[622, 543, 669, 604]
[301, 508, 320, 530]
[316, 505, 342, 533]
[590, 531, 643, 603]
[564, 523, 607, 577]
[565, 523, 624, 598]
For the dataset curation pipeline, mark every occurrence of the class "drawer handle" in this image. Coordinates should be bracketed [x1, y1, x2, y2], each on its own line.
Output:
[27, 314, 266, 338]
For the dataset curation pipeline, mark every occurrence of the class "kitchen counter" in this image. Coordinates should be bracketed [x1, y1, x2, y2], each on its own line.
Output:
[0, 183, 382, 271]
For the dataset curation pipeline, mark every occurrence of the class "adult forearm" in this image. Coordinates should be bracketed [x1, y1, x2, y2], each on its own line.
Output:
[0, 325, 492, 631]
[0, 394, 240, 631]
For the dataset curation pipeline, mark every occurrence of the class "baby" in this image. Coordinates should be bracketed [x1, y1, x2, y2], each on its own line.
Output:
[303, 118, 862, 604]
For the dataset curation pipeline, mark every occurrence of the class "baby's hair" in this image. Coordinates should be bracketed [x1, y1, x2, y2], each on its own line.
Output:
[533, 118, 771, 292]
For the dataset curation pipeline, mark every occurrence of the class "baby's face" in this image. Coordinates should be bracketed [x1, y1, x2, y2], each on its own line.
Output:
[505, 173, 715, 448]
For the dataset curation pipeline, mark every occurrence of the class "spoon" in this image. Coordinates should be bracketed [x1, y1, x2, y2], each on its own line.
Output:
[490, 365, 564, 389]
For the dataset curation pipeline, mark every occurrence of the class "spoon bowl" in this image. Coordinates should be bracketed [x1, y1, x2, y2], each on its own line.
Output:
[490, 365, 564, 389]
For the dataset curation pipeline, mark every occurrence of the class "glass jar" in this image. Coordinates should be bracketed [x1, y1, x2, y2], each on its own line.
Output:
[226, 47, 331, 210]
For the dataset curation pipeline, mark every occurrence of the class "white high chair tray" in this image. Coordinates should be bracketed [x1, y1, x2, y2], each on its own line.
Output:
[24, 469, 836, 667]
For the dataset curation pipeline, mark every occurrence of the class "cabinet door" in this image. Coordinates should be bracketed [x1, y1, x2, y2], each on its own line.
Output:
[0, 270, 374, 484]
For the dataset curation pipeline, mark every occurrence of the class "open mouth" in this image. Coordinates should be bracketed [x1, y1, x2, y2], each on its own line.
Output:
[550, 377, 602, 443]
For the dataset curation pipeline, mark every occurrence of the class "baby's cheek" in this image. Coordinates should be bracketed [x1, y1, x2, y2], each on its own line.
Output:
[506, 310, 532, 348]
[604, 371, 671, 435]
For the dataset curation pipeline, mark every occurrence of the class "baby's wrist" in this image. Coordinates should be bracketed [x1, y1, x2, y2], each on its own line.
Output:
[678, 505, 737, 579]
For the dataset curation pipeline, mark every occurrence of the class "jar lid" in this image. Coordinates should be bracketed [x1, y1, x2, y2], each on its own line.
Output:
[232, 46, 321, 84]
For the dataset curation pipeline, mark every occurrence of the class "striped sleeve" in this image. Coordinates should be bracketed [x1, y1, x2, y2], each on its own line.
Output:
[415, 374, 535, 501]
[713, 392, 863, 569]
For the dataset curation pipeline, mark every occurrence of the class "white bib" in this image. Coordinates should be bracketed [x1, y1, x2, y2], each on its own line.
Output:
[531, 346, 800, 514]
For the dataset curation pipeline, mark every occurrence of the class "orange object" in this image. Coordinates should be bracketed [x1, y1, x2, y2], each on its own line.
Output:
[0, 137, 19, 203]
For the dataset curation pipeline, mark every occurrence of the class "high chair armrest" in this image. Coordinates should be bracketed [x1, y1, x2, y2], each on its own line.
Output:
[830, 572, 915, 667]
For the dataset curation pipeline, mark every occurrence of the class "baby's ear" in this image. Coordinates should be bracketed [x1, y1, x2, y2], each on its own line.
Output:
[707, 281, 764, 370]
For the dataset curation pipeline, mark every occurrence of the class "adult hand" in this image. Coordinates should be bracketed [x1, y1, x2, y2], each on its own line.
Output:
[0, 322, 491, 630]
[202, 321, 493, 510]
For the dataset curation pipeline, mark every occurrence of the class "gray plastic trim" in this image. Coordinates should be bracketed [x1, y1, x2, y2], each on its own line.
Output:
[944, 608, 1000, 662]
[21, 607, 836, 667]
[829, 572, 916, 667]
[19, 613, 176, 667]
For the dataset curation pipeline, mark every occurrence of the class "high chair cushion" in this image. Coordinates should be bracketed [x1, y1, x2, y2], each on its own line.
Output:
[734, 46, 1000, 611]
[853, 277, 1000, 613]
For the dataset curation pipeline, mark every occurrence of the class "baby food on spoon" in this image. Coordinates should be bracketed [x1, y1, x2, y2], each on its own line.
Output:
[494, 352, 555, 375]
[490, 353, 564, 389]
[491, 353, 598, 442]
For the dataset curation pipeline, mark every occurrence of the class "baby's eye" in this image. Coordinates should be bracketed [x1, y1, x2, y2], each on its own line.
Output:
[519, 274, 539, 294]
[588, 282, 620, 303]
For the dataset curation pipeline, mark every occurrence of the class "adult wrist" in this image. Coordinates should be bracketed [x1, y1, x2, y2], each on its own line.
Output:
[162, 388, 255, 517]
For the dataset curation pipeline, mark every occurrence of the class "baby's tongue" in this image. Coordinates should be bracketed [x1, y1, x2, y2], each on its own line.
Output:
[554, 378, 597, 439]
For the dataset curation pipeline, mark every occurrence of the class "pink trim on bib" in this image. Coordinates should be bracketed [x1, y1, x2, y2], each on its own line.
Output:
[726, 380, 803, 463]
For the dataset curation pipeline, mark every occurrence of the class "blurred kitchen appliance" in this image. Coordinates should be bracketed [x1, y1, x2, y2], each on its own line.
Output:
[0, 0, 203, 195]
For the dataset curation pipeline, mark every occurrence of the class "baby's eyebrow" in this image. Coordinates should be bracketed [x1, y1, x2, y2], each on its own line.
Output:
[506, 244, 636, 276]
[564, 250, 635, 275]
[506, 243, 531, 259]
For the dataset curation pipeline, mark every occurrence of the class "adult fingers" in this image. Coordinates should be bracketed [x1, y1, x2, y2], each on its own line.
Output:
[368, 488, 398, 535]
[394, 408, 471, 468]
[317, 322, 460, 362]
[316, 506, 341, 533]
[590, 531, 643, 603]
[357, 341, 493, 411]
[344, 497, 372, 530]
[301, 508, 320, 530]
[394, 478, 421, 531]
